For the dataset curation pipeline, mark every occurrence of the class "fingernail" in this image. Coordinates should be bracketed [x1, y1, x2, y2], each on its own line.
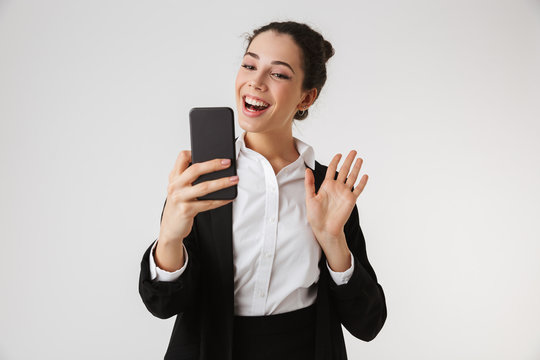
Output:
[221, 159, 231, 166]
[229, 175, 239, 182]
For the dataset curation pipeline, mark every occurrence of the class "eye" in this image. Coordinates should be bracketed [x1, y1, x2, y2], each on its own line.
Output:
[241, 64, 255, 70]
[272, 73, 290, 80]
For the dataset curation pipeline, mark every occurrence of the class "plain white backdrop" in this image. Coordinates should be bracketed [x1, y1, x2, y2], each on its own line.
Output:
[1, 0, 539, 359]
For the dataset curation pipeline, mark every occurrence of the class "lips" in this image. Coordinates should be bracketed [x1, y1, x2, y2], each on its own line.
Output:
[244, 95, 269, 108]
[242, 95, 271, 117]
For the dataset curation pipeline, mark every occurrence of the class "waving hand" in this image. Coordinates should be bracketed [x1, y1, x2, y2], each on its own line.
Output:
[305, 150, 368, 246]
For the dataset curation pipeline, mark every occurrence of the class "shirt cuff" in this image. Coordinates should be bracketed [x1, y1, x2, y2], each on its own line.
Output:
[149, 239, 189, 282]
[326, 251, 355, 285]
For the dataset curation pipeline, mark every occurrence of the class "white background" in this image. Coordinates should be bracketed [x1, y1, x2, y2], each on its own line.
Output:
[1, 0, 539, 359]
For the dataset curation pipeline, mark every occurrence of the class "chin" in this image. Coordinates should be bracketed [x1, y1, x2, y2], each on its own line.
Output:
[238, 115, 261, 133]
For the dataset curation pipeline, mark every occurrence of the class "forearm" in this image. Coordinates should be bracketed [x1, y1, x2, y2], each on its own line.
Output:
[139, 239, 197, 319]
[154, 232, 185, 272]
[318, 231, 352, 272]
[330, 205, 387, 340]
[330, 258, 387, 341]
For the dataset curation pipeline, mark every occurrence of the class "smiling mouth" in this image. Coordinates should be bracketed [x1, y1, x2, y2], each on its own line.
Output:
[243, 95, 270, 112]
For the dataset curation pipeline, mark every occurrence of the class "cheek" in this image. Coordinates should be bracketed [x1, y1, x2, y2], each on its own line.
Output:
[234, 75, 240, 94]
[235, 71, 246, 91]
[234, 77, 243, 105]
[274, 84, 298, 104]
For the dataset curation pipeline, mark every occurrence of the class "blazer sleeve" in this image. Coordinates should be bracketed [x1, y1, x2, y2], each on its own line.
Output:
[138, 197, 201, 319]
[327, 203, 387, 341]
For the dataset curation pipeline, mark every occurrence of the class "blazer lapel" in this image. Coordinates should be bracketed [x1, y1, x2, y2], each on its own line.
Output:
[313, 160, 326, 193]
[313, 161, 334, 360]
[207, 202, 235, 359]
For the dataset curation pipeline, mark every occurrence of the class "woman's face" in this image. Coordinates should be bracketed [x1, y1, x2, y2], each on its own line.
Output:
[235, 30, 312, 136]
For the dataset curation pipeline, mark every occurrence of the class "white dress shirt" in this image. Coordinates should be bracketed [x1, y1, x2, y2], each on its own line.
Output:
[149, 131, 354, 316]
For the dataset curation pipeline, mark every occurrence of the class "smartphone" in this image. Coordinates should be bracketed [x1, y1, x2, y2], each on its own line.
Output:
[189, 107, 237, 200]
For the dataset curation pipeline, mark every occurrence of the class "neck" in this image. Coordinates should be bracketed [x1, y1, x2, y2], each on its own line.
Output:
[244, 128, 299, 166]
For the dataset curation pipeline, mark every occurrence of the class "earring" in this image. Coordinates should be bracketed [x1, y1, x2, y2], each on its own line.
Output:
[297, 106, 308, 117]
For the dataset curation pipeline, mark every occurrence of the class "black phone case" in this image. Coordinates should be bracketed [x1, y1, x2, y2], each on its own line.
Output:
[189, 107, 237, 200]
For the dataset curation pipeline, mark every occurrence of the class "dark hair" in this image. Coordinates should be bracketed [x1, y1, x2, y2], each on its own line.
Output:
[245, 21, 335, 120]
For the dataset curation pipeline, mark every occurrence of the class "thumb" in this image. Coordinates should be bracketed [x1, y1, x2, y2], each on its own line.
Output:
[305, 168, 315, 201]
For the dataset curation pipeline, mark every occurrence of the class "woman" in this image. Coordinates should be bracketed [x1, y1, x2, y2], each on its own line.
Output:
[139, 21, 387, 360]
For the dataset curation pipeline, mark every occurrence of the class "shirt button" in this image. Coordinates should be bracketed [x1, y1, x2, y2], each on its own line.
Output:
[269, 217, 275, 223]
[264, 252, 272, 258]
[258, 289, 265, 297]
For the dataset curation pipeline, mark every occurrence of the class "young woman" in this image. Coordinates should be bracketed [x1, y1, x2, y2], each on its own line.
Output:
[139, 21, 387, 360]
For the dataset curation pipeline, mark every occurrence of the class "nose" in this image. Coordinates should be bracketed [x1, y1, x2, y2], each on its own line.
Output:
[248, 73, 267, 91]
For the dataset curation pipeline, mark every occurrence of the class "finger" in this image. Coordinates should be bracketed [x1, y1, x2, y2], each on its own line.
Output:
[188, 174, 239, 199]
[181, 158, 233, 186]
[305, 168, 316, 201]
[337, 150, 357, 183]
[345, 157, 363, 188]
[191, 198, 234, 213]
[352, 174, 368, 197]
[170, 150, 192, 182]
[325, 153, 342, 182]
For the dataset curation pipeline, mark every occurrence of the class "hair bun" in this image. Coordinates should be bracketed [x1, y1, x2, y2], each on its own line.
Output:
[323, 40, 335, 62]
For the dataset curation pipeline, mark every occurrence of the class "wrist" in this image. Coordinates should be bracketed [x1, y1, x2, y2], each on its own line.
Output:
[315, 230, 346, 249]
[319, 232, 351, 272]
[154, 240, 185, 273]
[157, 230, 185, 247]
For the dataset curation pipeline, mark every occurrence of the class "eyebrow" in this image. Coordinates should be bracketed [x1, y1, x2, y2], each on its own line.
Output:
[244, 51, 296, 74]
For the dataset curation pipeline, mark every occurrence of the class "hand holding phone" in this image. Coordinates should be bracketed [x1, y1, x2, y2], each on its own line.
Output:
[156, 151, 238, 271]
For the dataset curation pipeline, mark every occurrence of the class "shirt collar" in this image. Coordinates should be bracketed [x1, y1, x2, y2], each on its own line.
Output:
[235, 131, 315, 171]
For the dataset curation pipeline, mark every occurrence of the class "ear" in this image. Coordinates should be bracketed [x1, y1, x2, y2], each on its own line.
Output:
[298, 88, 318, 111]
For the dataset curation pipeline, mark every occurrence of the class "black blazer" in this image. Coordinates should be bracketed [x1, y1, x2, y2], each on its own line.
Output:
[139, 160, 387, 360]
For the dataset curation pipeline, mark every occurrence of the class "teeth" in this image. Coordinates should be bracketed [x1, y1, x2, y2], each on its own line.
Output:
[245, 96, 269, 108]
